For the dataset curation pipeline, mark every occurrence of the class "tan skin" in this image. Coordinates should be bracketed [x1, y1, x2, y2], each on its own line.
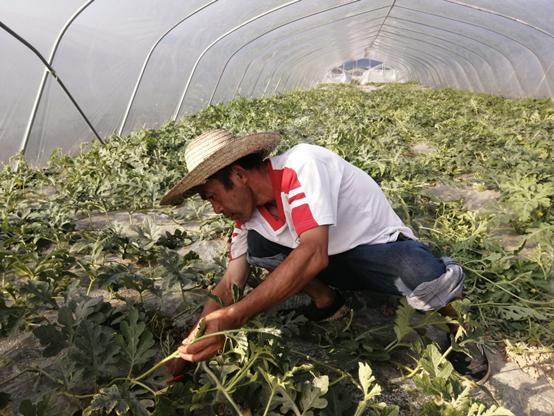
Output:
[167, 162, 460, 374]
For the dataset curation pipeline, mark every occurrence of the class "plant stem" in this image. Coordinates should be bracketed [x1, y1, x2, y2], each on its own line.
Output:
[86, 277, 95, 296]
[62, 391, 96, 400]
[465, 265, 554, 305]
[0, 369, 31, 387]
[262, 388, 276, 416]
[201, 362, 243, 416]
[289, 349, 355, 385]
[226, 352, 259, 392]
[354, 323, 392, 341]
[133, 351, 180, 382]
[24, 365, 64, 385]
[133, 327, 279, 383]
[132, 379, 158, 397]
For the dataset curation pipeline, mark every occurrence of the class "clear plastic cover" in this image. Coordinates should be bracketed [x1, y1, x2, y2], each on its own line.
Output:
[1, 0, 552, 165]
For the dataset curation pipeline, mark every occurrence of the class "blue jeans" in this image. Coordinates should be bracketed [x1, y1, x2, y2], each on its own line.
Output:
[246, 231, 463, 310]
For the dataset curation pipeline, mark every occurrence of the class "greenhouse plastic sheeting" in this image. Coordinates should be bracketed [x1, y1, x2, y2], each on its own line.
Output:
[1, 0, 553, 165]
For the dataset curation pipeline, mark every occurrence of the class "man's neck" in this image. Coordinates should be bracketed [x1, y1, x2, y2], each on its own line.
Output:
[263, 200, 279, 219]
[249, 161, 275, 207]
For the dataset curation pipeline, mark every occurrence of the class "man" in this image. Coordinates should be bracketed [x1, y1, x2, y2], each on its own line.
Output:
[160, 129, 489, 383]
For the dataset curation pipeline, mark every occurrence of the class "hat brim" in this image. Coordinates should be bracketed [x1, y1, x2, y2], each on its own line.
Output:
[160, 132, 281, 206]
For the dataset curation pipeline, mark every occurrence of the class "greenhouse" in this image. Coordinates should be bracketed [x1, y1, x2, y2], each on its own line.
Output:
[1, 1, 553, 415]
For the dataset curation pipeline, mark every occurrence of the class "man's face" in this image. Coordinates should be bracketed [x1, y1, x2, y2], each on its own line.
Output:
[199, 173, 256, 223]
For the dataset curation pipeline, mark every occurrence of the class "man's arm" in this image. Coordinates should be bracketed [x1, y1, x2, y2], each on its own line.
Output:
[198, 254, 251, 318]
[166, 255, 249, 375]
[179, 225, 329, 362]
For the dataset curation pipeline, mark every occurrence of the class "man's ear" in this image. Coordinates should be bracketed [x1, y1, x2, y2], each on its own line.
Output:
[231, 165, 249, 185]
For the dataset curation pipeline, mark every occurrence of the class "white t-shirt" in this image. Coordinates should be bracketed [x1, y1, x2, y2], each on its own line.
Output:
[229, 143, 416, 259]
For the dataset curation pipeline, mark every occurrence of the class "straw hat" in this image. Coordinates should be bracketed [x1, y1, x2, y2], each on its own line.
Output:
[160, 129, 281, 205]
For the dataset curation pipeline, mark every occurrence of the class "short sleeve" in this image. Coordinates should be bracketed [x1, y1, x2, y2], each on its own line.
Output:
[228, 221, 248, 260]
[283, 158, 341, 236]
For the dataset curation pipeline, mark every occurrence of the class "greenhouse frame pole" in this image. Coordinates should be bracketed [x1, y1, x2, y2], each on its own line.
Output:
[0, 19, 104, 168]
[377, 31, 487, 92]
[397, 4, 553, 95]
[172, 0, 302, 121]
[117, 0, 218, 136]
[234, 9, 390, 100]
[388, 14, 527, 95]
[233, 60, 253, 98]
[245, 15, 392, 95]
[288, 46, 414, 90]
[18, 0, 98, 162]
[277, 37, 438, 92]
[444, 0, 554, 39]
[207, 0, 365, 105]
[263, 32, 377, 94]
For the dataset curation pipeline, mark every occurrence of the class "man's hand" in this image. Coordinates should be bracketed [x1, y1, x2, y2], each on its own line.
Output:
[165, 357, 187, 378]
[178, 306, 241, 362]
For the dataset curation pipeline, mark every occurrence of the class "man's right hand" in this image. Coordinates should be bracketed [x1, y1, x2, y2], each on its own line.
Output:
[165, 356, 187, 377]
[169, 256, 250, 366]
[178, 306, 243, 362]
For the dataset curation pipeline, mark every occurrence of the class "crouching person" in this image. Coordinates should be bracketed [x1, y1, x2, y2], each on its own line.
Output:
[160, 129, 489, 384]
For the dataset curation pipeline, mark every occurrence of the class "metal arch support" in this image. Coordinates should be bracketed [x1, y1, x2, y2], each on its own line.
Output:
[373, 37, 458, 87]
[236, 13, 386, 98]
[397, 5, 553, 96]
[15, 0, 99, 161]
[300, 48, 414, 90]
[207, 0, 367, 105]
[366, 0, 395, 52]
[277, 35, 444, 92]
[379, 24, 500, 92]
[265, 31, 382, 93]
[387, 15, 527, 96]
[274, 30, 443, 91]
[233, 7, 391, 101]
[117, 0, 218, 136]
[442, 0, 554, 39]
[233, 60, 253, 98]
[261, 25, 384, 94]
[172, 0, 303, 121]
[377, 29, 488, 92]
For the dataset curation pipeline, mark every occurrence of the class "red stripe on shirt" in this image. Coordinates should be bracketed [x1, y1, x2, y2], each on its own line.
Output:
[288, 192, 306, 203]
[261, 162, 287, 230]
[281, 167, 319, 234]
[266, 162, 319, 235]
[281, 167, 302, 193]
[291, 202, 319, 236]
